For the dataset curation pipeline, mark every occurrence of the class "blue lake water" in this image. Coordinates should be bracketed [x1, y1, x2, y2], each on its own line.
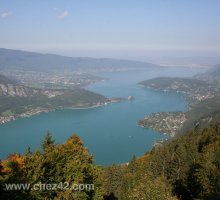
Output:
[0, 67, 204, 165]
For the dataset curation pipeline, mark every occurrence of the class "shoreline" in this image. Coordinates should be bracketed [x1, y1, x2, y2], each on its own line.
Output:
[0, 98, 126, 125]
[0, 105, 102, 125]
[137, 84, 190, 137]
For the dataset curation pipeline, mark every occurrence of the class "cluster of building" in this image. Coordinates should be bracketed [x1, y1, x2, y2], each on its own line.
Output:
[0, 116, 16, 124]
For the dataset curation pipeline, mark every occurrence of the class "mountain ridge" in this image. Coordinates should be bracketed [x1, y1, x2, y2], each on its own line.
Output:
[0, 48, 159, 72]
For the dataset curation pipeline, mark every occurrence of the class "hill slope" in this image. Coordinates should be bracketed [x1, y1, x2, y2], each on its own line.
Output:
[0, 74, 15, 85]
[139, 77, 218, 104]
[0, 74, 108, 124]
[195, 63, 220, 83]
[0, 48, 158, 72]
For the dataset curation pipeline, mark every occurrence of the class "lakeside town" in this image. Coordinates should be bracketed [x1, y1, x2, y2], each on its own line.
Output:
[139, 112, 186, 137]
[0, 69, 104, 89]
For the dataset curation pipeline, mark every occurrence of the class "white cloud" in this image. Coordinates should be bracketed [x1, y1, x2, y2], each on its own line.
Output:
[1, 12, 12, 18]
[57, 11, 70, 19]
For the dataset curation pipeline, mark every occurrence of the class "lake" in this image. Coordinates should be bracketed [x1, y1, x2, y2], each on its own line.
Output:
[0, 67, 204, 165]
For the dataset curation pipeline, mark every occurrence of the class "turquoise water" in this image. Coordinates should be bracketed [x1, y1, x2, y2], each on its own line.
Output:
[0, 68, 203, 165]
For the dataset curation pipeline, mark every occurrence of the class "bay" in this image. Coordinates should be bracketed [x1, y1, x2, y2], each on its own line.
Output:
[0, 67, 204, 165]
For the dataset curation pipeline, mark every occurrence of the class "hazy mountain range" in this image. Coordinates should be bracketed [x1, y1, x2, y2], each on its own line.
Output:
[0, 48, 159, 72]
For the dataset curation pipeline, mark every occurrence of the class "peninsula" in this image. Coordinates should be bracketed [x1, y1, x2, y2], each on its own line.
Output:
[0, 74, 125, 124]
[138, 65, 220, 137]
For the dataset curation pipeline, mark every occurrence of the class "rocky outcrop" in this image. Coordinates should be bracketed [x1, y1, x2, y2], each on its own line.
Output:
[0, 83, 29, 97]
[0, 83, 63, 98]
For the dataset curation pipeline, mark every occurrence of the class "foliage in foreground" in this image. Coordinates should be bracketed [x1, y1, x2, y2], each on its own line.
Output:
[1, 122, 220, 200]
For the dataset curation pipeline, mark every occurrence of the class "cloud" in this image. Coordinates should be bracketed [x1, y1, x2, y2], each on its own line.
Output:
[57, 11, 70, 19]
[1, 12, 12, 18]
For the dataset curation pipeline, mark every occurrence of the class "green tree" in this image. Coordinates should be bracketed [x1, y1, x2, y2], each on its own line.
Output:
[41, 131, 55, 152]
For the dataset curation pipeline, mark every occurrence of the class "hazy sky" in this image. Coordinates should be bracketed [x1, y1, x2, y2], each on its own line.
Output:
[0, 0, 220, 61]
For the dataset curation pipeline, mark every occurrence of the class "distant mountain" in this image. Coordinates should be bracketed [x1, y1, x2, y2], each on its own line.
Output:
[195, 63, 220, 83]
[152, 56, 220, 67]
[207, 63, 220, 76]
[0, 48, 159, 72]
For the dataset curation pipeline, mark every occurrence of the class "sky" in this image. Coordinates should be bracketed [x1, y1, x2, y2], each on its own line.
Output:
[0, 0, 220, 62]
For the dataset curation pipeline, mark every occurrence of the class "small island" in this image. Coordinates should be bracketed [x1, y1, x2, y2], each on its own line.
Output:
[128, 96, 135, 101]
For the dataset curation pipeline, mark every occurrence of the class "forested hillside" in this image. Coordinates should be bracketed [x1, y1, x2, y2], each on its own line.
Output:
[0, 74, 108, 124]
